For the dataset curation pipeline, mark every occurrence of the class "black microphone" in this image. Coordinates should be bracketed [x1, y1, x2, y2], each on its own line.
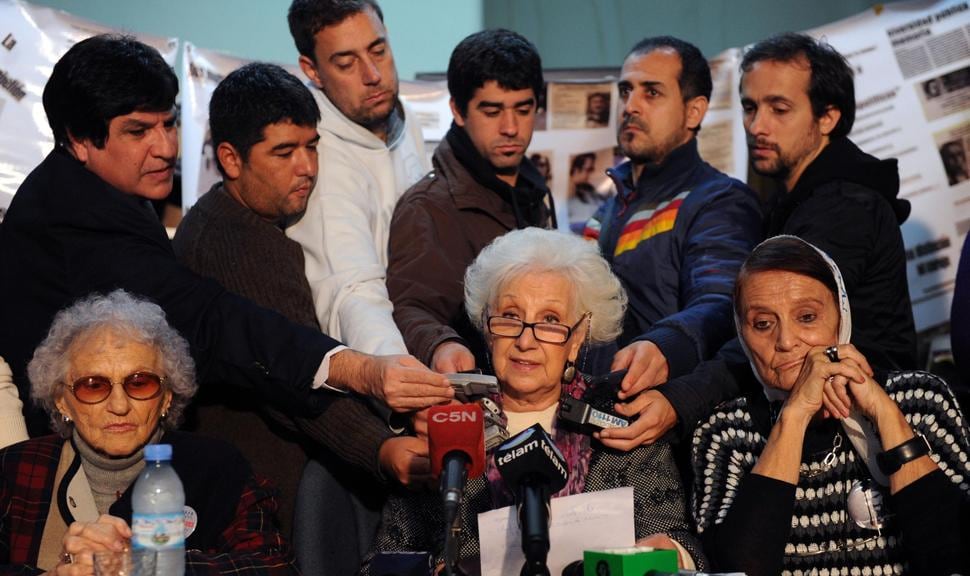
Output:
[495, 424, 569, 576]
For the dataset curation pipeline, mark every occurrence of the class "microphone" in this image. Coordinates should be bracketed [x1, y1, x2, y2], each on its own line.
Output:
[427, 404, 486, 526]
[495, 424, 569, 576]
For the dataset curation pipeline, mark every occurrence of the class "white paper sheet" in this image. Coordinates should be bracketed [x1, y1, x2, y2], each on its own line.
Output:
[477, 486, 635, 576]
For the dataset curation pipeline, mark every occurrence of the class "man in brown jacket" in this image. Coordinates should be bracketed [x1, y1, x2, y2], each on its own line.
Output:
[387, 29, 556, 374]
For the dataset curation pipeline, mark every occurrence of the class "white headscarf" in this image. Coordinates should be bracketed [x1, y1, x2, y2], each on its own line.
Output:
[734, 235, 887, 485]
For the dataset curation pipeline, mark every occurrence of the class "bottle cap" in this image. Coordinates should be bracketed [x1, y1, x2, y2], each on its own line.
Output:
[144, 443, 173, 461]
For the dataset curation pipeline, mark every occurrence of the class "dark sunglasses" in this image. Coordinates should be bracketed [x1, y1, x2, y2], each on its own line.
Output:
[66, 371, 165, 405]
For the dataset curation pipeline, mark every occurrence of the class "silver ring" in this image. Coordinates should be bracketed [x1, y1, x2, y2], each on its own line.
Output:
[825, 345, 840, 363]
[61, 552, 73, 565]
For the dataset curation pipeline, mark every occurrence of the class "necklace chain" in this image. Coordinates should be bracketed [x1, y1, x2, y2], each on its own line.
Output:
[800, 431, 843, 479]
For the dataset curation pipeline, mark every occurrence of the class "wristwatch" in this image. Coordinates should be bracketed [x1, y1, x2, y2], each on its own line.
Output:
[876, 434, 930, 475]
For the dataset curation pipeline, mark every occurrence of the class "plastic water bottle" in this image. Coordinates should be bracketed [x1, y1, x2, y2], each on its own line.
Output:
[132, 444, 185, 576]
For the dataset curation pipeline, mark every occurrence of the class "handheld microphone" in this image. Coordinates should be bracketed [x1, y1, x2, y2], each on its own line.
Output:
[427, 404, 486, 525]
[495, 424, 569, 576]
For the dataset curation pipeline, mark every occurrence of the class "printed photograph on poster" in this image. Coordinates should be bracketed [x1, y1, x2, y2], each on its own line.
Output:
[548, 82, 613, 130]
[528, 151, 553, 190]
[933, 121, 970, 187]
[535, 83, 548, 131]
[567, 147, 615, 233]
[916, 64, 970, 122]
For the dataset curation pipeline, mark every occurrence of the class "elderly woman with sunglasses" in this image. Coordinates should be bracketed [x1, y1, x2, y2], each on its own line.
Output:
[692, 236, 970, 576]
[363, 228, 703, 573]
[0, 290, 297, 576]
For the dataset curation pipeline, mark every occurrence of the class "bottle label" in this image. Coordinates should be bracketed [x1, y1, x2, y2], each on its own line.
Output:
[132, 512, 185, 550]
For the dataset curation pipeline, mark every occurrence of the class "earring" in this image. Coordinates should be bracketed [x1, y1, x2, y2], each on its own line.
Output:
[62, 414, 71, 423]
[562, 360, 576, 383]
[580, 315, 592, 373]
[161, 411, 168, 420]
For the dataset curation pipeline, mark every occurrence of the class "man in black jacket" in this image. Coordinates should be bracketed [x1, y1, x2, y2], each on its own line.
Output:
[0, 35, 452, 442]
[600, 32, 917, 449]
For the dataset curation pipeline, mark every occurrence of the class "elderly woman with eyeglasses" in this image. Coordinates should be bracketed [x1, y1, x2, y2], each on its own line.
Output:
[0, 290, 297, 575]
[363, 228, 704, 573]
[692, 236, 970, 576]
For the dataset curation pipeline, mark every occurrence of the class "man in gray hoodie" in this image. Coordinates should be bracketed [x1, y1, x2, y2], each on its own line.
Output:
[286, 0, 429, 357]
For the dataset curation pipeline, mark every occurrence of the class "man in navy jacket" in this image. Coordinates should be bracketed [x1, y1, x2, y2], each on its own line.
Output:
[584, 37, 762, 451]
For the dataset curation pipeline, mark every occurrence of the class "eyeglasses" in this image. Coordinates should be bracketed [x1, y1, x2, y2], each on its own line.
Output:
[486, 312, 589, 344]
[66, 371, 165, 405]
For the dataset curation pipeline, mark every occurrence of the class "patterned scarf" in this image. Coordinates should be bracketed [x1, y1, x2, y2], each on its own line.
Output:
[483, 373, 593, 507]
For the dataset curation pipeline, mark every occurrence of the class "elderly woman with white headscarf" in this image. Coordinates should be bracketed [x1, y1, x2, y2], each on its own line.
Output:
[692, 235, 970, 576]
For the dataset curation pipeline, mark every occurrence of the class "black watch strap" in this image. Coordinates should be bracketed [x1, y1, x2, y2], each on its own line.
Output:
[876, 434, 930, 476]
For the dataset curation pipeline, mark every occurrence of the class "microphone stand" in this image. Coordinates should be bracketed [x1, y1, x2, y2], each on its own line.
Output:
[441, 455, 468, 576]
[442, 514, 467, 576]
[519, 483, 552, 576]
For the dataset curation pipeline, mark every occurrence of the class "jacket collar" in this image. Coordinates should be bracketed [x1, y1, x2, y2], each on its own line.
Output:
[785, 137, 909, 224]
[437, 125, 554, 228]
[205, 183, 290, 231]
[610, 138, 702, 202]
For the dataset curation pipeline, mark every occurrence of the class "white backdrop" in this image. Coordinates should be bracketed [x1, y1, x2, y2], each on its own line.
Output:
[0, 0, 176, 210]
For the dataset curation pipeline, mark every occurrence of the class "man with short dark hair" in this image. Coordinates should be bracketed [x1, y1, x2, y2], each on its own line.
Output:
[586, 36, 762, 451]
[740, 32, 915, 368]
[387, 29, 555, 374]
[173, 63, 422, 539]
[0, 35, 452, 442]
[286, 0, 430, 356]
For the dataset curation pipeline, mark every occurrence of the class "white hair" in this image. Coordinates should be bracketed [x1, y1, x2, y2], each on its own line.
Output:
[28, 289, 198, 437]
[464, 227, 626, 343]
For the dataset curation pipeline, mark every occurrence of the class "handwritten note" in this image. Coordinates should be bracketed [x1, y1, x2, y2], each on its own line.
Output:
[477, 487, 635, 576]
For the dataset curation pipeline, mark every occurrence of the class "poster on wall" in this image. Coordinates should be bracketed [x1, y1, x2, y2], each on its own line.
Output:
[697, 48, 748, 181]
[0, 0, 177, 215]
[803, 0, 970, 330]
[529, 80, 619, 232]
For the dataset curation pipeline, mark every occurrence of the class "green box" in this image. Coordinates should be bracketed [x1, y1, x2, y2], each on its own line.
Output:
[583, 547, 678, 576]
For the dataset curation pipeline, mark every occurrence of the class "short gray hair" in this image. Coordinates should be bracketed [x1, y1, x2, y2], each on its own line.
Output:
[28, 289, 198, 437]
[464, 227, 626, 344]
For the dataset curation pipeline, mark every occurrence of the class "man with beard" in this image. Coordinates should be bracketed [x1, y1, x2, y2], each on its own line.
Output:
[600, 33, 916, 451]
[387, 29, 555, 374]
[740, 32, 915, 368]
[583, 36, 762, 453]
[286, 0, 429, 356]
